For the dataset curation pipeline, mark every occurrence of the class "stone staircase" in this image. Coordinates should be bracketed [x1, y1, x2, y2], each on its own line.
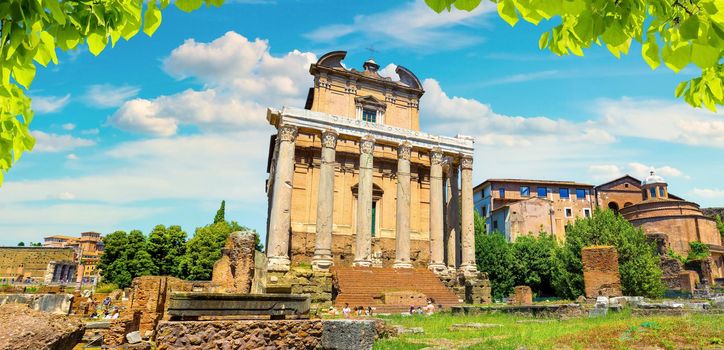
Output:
[331, 266, 461, 314]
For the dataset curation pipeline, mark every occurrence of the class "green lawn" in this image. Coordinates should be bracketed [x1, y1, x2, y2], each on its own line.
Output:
[374, 310, 724, 350]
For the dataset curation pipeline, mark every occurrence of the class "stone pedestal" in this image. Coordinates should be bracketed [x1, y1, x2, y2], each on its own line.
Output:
[509, 286, 533, 305]
[211, 231, 257, 293]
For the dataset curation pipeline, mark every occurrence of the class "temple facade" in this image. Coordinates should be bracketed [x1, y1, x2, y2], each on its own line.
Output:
[264, 51, 478, 276]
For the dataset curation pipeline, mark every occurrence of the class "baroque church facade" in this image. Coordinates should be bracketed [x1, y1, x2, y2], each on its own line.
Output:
[264, 51, 478, 276]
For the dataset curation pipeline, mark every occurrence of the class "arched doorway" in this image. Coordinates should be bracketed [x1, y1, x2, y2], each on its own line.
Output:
[608, 202, 620, 215]
[623, 202, 633, 208]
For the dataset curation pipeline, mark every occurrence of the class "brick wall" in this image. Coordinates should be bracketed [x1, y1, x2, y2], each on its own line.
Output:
[581, 246, 622, 298]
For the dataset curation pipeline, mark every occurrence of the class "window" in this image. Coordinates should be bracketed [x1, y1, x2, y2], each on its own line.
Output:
[371, 202, 377, 237]
[583, 208, 591, 218]
[520, 186, 530, 197]
[565, 208, 573, 218]
[576, 188, 587, 200]
[499, 188, 505, 198]
[493, 220, 499, 230]
[537, 187, 547, 197]
[643, 190, 648, 200]
[650, 187, 656, 198]
[659, 187, 665, 197]
[480, 205, 487, 216]
[560, 188, 570, 199]
[362, 108, 377, 123]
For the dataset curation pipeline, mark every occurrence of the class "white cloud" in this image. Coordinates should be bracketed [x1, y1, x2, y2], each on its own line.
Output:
[61, 123, 75, 131]
[691, 188, 724, 199]
[31, 131, 95, 152]
[595, 97, 724, 148]
[66, 153, 79, 160]
[304, 0, 495, 51]
[84, 84, 140, 108]
[109, 32, 316, 136]
[56, 191, 76, 200]
[588, 165, 623, 181]
[32, 94, 71, 114]
[627, 163, 687, 179]
[81, 128, 100, 135]
[476, 70, 561, 87]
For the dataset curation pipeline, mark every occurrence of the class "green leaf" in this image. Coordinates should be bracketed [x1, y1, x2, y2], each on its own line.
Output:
[678, 16, 699, 41]
[675, 81, 688, 97]
[12, 62, 36, 89]
[601, 21, 628, 47]
[690, 43, 719, 69]
[498, 0, 519, 27]
[538, 31, 550, 49]
[641, 34, 660, 70]
[661, 44, 691, 72]
[176, 0, 204, 12]
[144, 2, 163, 36]
[87, 30, 108, 56]
[453, 0, 481, 11]
[57, 25, 81, 51]
[44, 0, 66, 26]
[707, 77, 723, 101]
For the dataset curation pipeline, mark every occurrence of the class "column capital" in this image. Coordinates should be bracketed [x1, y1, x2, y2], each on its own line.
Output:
[359, 135, 375, 155]
[278, 124, 298, 142]
[460, 155, 473, 170]
[321, 129, 338, 149]
[430, 147, 444, 166]
[397, 141, 412, 161]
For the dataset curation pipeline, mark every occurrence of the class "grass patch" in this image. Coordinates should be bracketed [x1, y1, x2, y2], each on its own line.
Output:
[375, 310, 724, 350]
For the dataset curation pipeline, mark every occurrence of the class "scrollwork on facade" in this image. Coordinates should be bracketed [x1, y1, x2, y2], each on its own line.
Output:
[321, 130, 338, 149]
[460, 156, 473, 170]
[359, 136, 375, 155]
[430, 148, 444, 166]
[397, 142, 412, 161]
[278, 124, 298, 142]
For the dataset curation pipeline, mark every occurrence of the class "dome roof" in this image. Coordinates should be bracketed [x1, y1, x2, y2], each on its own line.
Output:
[642, 170, 666, 186]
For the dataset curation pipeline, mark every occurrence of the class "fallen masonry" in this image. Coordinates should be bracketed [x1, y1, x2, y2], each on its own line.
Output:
[0, 303, 85, 350]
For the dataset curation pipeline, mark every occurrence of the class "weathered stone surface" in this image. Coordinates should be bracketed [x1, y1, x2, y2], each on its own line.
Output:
[126, 331, 142, 344]
[509, 286, 533, 305]
[0, 303, 84, 350]
[582, 246, 622, 298]
[211, 231, 257, 293]
[105, 311, 141, 346]
[392, 326, 424, 334]
[321, 320, 376, 350]
[156, 320, 324, 350]
[679, 270, 699, 294]
[0, 293, 73, 315]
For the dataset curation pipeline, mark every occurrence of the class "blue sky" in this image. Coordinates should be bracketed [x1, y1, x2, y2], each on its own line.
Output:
[1, 0, 723, 245]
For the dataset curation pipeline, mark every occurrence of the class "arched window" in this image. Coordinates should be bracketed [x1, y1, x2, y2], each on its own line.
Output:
[608, 202, 620, 215]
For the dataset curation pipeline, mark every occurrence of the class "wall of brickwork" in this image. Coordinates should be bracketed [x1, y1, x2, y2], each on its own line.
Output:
[634, 216, 721, 255]
[582, 246, 622, 298]
[0, 247, 74, 282]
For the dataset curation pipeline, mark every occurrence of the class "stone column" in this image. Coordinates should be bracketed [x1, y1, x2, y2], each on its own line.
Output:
[313, 129, 338, 271]
[353, 135, 375, 267]
[446, 162, 460, 269]
[428, 148, 446, 274]
[267, 124, 298, 272]
[459, 155, 478, 275]
[393, 142, 413, 268]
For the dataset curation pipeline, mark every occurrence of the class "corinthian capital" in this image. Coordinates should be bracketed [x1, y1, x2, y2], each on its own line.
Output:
[460, 155, 473, 170]
[430, 147, 444, 166]
[397, 142, 412, 161]
[359, 135, 375, 155]
[278, 124, 298, 142]
[321, 129, 338, 149]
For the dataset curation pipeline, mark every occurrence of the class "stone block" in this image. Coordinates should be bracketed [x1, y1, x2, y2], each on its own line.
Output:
[321, 320, 376, 350]
[126, 331, 142, 344]
[0, 303, 85, 350]
[211, 231, 257, 294]
[509, 286, 533, 305]
[582, 246, 622, 298]
[679, 270, 699, 294]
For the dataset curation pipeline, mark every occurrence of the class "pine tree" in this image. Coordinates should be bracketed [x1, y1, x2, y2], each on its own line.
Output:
[214, 200, 226, 224]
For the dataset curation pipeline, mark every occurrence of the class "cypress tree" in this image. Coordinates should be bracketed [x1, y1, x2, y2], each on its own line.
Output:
[213, 200, 226, 224]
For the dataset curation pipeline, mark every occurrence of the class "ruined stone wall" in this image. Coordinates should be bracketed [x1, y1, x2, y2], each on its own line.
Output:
[291, 232, 431, 268]
[439, 272, 491, 304]
[509, 286, 533, 305]
[582, 246, 622, 298]
[0, 247, 74, 282]
[267, 267, 333, 309]
[156, 320, 324, 350]
[634, 216, 721, 255]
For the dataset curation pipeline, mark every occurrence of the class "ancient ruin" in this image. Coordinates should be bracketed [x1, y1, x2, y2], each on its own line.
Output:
[582, 246, 623, 298]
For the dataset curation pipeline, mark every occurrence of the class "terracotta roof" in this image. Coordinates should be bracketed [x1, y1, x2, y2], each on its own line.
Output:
[43, 235, 76, 240]
[475, 178, 594, 190]
[594, 174, 642, 189]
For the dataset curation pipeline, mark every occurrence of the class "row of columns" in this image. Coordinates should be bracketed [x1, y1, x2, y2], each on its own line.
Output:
[266, 124, 478, 276]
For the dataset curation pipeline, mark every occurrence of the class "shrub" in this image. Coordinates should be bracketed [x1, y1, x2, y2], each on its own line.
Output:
[95, 283, 120, 293]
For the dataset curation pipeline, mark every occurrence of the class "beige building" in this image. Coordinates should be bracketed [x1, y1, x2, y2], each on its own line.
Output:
[264, 51, 478, 276]
[0, 247, 76, 284]
[474, 179, 595, 241]
[43, 232, 104, 284]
